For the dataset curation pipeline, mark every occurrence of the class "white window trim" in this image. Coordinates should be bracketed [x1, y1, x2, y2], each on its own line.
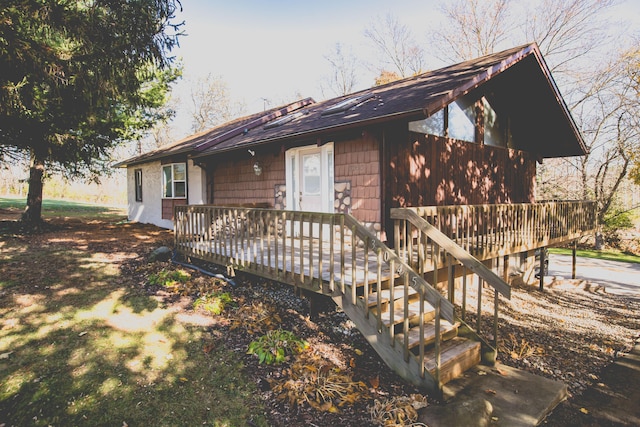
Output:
[162, 162, 187, 199]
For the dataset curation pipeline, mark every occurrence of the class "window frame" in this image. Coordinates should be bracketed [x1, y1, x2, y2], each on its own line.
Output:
[134, 168, 143, 202]
[162, 163, 187, 199]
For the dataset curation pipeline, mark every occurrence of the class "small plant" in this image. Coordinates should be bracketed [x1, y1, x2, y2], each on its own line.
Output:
[247, 329, 308, 365]
[501, 333, 544, 360]
[369, 394, 428, 426]
[148, 268, 190, 288]
[271, 352, 369, 413]
[193, 292, 235, 315]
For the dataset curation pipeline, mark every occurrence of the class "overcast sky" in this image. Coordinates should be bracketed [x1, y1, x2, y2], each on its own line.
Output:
[167, 0, 640, 137]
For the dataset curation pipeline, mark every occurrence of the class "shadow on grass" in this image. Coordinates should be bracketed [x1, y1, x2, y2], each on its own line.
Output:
[0, 220, 268, 426]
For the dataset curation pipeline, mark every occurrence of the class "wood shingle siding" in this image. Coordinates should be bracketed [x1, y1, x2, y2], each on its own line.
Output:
[334, 132, 381, 224]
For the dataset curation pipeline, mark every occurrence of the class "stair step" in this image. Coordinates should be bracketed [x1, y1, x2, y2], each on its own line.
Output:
[395, 320, 459, 349]
[364, 285, 418, 308]
[371, 299, 436, 328]
[352, 273, 396, 288]
[423, 337, 481, 385]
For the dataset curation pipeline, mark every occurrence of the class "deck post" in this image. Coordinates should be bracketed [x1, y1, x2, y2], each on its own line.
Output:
[572, 240, 577, 279]
[539, 247, 546, 291]
[503, 255, 509, 283]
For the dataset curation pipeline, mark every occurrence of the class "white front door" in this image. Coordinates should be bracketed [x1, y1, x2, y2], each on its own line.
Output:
[286, 143, 334, 213]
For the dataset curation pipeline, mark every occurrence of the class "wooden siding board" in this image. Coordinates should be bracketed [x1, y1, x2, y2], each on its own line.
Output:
[387, 132, 535, 211]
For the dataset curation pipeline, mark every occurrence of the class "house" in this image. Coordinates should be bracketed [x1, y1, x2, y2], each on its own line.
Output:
[116, 43, 596, 396]
[117, 42, 585, 233]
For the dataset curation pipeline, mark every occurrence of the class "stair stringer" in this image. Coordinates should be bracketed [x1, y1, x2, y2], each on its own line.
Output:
[331, 292, 439, 394]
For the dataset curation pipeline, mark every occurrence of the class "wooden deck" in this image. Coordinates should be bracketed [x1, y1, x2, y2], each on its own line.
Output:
[174, 202, 596, 396]
[182, 234, 395, 292]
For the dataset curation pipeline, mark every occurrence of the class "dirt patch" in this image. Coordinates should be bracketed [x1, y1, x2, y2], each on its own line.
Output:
[2, 215, 639, 426]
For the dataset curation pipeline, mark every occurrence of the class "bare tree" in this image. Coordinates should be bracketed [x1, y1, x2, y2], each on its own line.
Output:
[320, 43, 360, 97]
[190, 74, 246, 133]
[364, 13, 425, 78]
[627, 47, 640, 186]
[429, 0, 513, 63]
[427, 0, 638, 227]
[535, 49, 639, 230]
[522, 0, 617, 76]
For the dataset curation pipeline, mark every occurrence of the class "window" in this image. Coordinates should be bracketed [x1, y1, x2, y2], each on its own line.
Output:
[134, 169, 143, 202]
[483, 96, 508, 148]
[321, 94, 374, 116]
[264, 111, 304, 129]
[448, 101, 475, 142]
[302, 153, 321, 195]
[162, 163, 186, 199]
[409, 109, 445, 137]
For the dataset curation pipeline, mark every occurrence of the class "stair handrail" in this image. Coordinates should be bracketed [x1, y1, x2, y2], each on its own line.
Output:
[341, 214, 456, 323]
[391, 208, 511, 299]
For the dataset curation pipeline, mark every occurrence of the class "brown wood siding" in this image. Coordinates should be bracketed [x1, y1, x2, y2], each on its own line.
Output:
[162, 198, 187, 220]
[211, 151, 285, 207]
[334, 132, 382, 224]
[386, 131, 536, 210]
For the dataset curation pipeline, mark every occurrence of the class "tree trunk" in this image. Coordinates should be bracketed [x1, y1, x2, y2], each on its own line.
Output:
[21, 152, 45, 226]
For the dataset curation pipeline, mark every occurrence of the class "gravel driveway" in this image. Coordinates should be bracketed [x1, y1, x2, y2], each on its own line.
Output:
[546, 254, 640, 298]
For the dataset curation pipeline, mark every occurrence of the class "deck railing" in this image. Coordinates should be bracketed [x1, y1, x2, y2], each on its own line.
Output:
[394, 201, 597, 264]
[390, 208, 511, 354]
[173, 206, 492, 391]
[174, 205, 452, 313]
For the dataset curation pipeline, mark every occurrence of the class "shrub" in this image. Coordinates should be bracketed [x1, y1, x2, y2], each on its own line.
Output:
[247, 329, 308, 365]
[148, 268, 190, 287]
[193, 292, 235, 315]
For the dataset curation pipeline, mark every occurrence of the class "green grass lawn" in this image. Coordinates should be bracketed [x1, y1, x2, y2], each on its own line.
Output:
[0, 203, 268, 426]
[0, 197, 126, 219]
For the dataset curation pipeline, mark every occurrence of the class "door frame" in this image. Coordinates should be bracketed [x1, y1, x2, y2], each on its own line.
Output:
[285, 143, 334, 213]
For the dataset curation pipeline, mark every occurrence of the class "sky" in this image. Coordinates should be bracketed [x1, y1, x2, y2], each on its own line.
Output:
[167, 0, 444, 135]
[166, 0, 640, 138]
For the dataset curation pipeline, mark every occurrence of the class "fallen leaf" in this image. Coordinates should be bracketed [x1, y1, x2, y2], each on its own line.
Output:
[369, 375, 379, 389]
[349, 357, 356, 368]
[78, 331, 88, 337]
[0, 352, 13, 360]
[485, 389, 497, 395]
[580, 408, 589, 414]
[497, 368, 508, 376]
[179, 377, 188, 382]
[354, 348, 363, 356]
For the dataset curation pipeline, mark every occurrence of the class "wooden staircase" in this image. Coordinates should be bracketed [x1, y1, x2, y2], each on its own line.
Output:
[174, 206, 511, 396]
[332, 271, 481, 394]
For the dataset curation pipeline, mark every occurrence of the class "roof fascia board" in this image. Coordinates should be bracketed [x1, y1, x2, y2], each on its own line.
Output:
[422, 44, 536, 117]
[113, 146, 193, 168]
[528, 45, 588, 154]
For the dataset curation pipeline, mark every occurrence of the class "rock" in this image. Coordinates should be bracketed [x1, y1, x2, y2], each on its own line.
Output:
[335, 182, 347, 192]
[149, 246, 172, 262]
[419, 397, 493, 427]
